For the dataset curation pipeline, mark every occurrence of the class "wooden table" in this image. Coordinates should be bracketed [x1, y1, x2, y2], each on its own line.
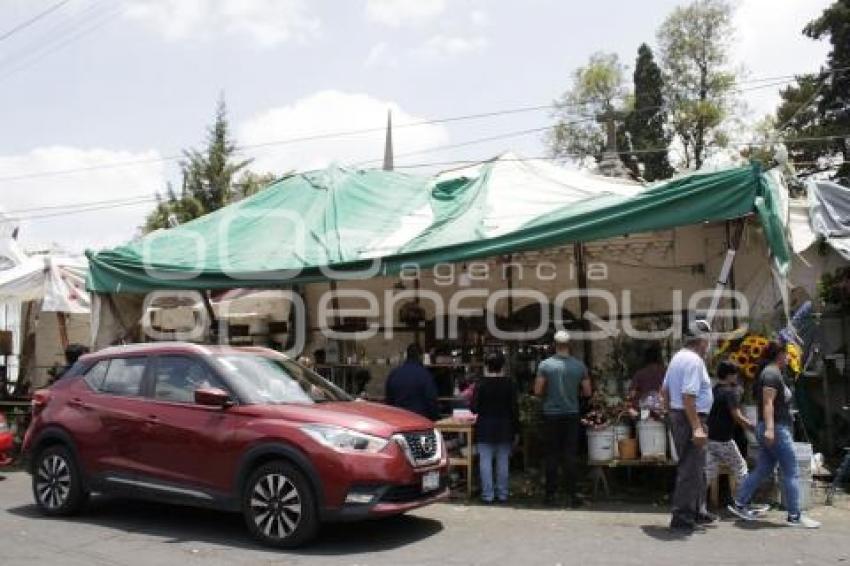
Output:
[435, 418, 476, 500]
[588, 458, 677, 498]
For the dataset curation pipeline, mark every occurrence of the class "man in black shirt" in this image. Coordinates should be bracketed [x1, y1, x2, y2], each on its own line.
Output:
[705, 361, 754, 494]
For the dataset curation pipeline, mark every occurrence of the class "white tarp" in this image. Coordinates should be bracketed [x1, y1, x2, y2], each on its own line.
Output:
[808, 181, 850, 260]
[0, 254, 89, 313]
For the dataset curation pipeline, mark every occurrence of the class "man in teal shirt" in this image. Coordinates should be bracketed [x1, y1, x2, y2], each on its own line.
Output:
[534, 330, 592, 507]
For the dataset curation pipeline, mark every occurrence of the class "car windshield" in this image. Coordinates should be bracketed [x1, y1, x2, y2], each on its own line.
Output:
[215, 353, 351, 404]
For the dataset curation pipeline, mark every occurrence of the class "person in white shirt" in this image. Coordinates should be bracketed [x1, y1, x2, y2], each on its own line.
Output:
[662, 319, 714, 532]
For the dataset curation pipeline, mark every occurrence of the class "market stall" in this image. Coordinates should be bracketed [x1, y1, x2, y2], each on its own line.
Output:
[85, 155, 806, 495]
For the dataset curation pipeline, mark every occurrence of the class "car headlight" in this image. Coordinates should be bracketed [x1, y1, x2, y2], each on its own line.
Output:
[300, 424, 389, 454]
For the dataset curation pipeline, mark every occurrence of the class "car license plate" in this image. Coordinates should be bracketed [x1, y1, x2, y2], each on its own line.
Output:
[422, 471, 440, 492]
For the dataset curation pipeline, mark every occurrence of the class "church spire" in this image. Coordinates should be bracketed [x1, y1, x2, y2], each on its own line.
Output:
[382, 109, 394, 171]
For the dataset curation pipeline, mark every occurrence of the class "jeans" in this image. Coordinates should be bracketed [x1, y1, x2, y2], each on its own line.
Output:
[670, 410, 708, 524]
[477, 442, 511, 502]
[735, 423, 800, 517]
[543, 414, 580, 499]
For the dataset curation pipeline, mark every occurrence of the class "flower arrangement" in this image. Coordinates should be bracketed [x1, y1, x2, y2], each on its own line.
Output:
[716, 333, 804, 380]
[717, 334, 769, 380]
[580, 392, 638, 429]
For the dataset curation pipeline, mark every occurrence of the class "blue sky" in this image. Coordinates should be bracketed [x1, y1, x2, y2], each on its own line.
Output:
[0, 0, 834, 251]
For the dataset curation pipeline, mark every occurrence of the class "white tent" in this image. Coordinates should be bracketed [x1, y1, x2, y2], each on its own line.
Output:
[0, 216, 90, 393]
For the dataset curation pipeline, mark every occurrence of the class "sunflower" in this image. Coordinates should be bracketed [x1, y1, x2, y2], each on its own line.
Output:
[786, 343, 803, 376]
[750, 345, 763, 358]
[743, 363, 758, 379]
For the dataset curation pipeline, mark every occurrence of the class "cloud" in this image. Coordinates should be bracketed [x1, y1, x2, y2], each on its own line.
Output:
[124, 0, 320, 47]
[237, 90, 450, 173]
[0, 147, 166, 252]
[365, 0, 446, 27]
[365, 42, 399, 68]
[416, 34, 488, 59]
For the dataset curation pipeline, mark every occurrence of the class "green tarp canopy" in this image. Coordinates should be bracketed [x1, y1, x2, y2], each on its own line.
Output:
[86, 156, 791, 294]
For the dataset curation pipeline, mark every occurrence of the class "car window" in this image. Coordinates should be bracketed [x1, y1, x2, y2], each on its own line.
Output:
[100, 357, 148, 397]
[214, 354, 350, 405]
[83, 360, 110, 390]
[153, 356, 216, 404]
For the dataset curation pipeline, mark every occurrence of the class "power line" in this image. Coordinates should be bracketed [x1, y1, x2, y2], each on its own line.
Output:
[0, 0, 70, 44]
[0, 2, 121, 82]
[8, 129, 849, 223]
[3, 68, 849, 183]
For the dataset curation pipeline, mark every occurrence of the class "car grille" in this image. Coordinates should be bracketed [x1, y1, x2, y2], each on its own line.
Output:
[402, 430, 439, 464]
[380, 477, 448, 503]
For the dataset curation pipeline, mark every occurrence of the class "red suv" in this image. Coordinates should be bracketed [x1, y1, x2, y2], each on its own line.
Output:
[23, 343, 448, 547]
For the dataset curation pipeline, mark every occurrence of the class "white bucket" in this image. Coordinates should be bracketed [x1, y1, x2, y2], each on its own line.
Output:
[613, 424, 631, 458]
[780, 478, 813, 511]
[793, 442, 813, 464]
[742, 405, 758, 445]
[587, 427, 615, 462]
[638, 420, 667, 459]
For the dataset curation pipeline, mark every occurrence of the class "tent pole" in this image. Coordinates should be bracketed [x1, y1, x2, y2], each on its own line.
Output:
[56, 312, 69, 352]
[705, 219, 745, 328]
[725, 221, 739, 328]
[574, 242, 593, 369]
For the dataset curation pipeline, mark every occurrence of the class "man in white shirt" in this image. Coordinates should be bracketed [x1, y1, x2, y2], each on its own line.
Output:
[662, 319, 714, 532]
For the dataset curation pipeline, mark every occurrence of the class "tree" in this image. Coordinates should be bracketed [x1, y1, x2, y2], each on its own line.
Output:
[550, 52, 628, 160]
[623, 44, 674, 181]
[144, 97, 268, 232]
[182, 97, 252, 212]
[657, 0, 739, 170]
[233, 171, 280, 201]
[777, 1, 850, 183]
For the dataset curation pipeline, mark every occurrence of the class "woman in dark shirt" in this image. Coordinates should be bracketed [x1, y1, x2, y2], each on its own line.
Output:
[728, 341, 820, 528]
[471, 351, 519, 503]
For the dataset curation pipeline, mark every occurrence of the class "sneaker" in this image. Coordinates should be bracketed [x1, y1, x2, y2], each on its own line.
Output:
[695, 511, 718, 525]
[786, 514, 821, 529]
[727, 502, 757, 521]
[747, 503, 770, 515]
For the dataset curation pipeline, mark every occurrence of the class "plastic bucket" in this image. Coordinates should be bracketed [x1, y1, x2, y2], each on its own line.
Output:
[637, 420, 667, 459]
[742, 405, 758, 445]
[587, 427, 615, 462]
[613, 424, 631, 458]
[780, 478, 813, 511]
[793, 442, 813, 464]
[618, 438, 638, 460]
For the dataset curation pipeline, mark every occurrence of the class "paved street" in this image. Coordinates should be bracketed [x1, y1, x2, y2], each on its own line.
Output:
[1, 472, 849, 565]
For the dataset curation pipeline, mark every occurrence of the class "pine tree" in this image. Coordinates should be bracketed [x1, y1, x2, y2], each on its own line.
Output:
[624, 44, 674, 181]
[143, 97, 257, 232]
[779, 0, 850, 183]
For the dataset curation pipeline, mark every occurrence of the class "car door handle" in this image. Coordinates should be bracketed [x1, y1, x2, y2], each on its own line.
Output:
[145, 415, 160, 425]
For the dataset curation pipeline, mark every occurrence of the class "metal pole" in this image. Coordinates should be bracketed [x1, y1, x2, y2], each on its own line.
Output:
[574, 242, 593, 369]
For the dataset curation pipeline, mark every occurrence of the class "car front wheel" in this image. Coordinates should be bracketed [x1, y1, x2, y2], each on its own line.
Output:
[243, 461, 318, 548]
[32, 445, 88, 516]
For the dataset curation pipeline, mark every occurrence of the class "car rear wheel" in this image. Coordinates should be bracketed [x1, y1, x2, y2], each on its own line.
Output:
[32, 445, 88, 516]
[243, 461, 318, 548]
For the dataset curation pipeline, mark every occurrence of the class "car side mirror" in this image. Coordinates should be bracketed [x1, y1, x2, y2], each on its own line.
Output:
[195, 387, 233, 408]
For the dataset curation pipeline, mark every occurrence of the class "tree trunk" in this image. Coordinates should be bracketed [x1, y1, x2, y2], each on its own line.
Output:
[695, 64, 708, 170]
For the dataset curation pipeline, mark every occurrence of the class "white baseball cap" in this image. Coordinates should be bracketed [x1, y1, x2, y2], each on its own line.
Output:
[554, 330, 571, 344]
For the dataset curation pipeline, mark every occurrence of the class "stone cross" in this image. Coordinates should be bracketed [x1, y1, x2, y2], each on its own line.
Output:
[595, 108, 627, 152]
